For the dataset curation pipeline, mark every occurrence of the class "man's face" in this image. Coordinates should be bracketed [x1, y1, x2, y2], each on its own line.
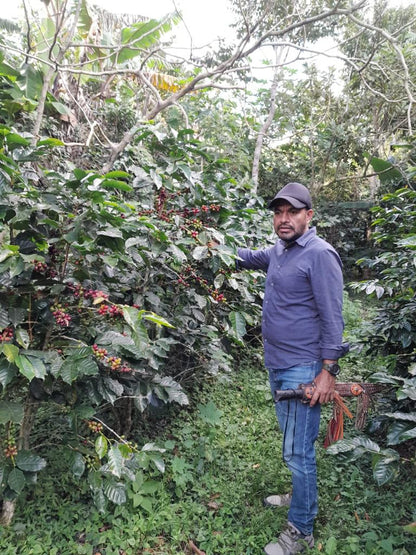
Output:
[273, 200, 313, 242]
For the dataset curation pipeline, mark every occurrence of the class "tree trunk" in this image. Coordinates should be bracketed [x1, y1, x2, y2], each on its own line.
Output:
[31, 0, 83, 143]
[0, 501, 16, 527]
[0, 396, 39, 526]
[251, 47, 285, 193]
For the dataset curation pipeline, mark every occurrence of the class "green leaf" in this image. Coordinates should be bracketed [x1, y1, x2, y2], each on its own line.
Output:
[143, 312, 174, 328]
[97, 227, 123, 238]
[1, 343, 19, 363]
[137, 495, 152, 512]
[118, 19, 174, 63]
[122, 306, 141, 329]
[15, 354, 36, 381]
[15, 451, 47, 472]
[97, 331, 134, 346]
[107, 445, 123, 478]
[7, 468, 26, 493]
[101, 179, 133, 192]
[104, 171, 130, 179]
[397, 235, 416, 248]
[398, 382, 416, 401]
[37, 137, 65, 147]
[132, 493, 145, 509]
[104, 482, 126, 505]
[229, 311, 247, 341]
[372, 451, 400, 485]
[148, 454, 165, 474]
[15, 328, 30, 349]
[0, 401, 24, 424]
[168, 244, 187, 262]
[0, 359, 17, 388]
[324, 536, 338, 555]
[141, 443, 166, 453]
[15, 353, 46, 381]
[384, 412, 416, 422]
[192, 246, 209, 260]
[27, 355, 46, 379]
[216, 249, 237, 267]
[326, 436, 381, 455]
[95, 435, 108, 459]
[88, 469, 103, 491]
[155, 376, 189, 405]
[6, 133, 30, 148]
[92, 486, 107, 513]
[403, 522, 416, 535]
[368, 155, 404, 184]
[387, 421, 416, 445]
[0, 307, 9, 327]
[400, 427, 416, 441]
[198, 401, 223, 426]
[71, 452, 85, 479]
[141, 480, 161, 494]
[60, 355, 98, 383]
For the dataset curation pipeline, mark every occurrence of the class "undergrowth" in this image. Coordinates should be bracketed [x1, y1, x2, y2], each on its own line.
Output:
[0, 347, 414, 555]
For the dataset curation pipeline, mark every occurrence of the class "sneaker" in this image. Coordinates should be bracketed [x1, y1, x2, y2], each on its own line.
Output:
[263, 492, 292, 508]
[264, 522, 314, 554]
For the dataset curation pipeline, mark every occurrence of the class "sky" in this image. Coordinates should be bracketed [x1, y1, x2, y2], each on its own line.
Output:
[2, 0, 235, 52]
[4, 0, 415, 80]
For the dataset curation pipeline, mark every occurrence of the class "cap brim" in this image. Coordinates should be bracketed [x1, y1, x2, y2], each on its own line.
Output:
[268, 195, 308, 210]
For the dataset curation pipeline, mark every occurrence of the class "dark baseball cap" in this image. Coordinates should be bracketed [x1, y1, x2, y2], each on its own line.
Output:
[268, 182, 312, 210]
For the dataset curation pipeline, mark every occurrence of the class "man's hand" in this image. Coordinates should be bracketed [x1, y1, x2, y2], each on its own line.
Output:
[309, 369, 336, 407]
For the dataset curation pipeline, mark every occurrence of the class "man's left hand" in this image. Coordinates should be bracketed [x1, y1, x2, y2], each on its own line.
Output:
[309, 370, 336, 406]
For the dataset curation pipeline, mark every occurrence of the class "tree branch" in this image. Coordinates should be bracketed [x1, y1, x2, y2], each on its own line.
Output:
[347, 12, 415, 133]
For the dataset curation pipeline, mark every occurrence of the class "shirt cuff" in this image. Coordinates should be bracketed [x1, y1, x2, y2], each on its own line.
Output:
[320, 341, 350, 360]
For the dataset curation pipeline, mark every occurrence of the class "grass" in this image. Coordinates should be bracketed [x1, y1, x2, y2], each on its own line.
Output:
[0, 354, 415, 554]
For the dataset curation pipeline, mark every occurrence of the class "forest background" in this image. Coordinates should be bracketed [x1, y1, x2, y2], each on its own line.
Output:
[0, 0, 415, 553]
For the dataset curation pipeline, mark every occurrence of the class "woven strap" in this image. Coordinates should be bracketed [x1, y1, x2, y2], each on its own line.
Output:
[334, 382, 386, 397]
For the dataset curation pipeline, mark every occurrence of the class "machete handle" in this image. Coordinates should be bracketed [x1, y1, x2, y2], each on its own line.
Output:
[274, 383, 315, 403]
[274, 382, 381, 404]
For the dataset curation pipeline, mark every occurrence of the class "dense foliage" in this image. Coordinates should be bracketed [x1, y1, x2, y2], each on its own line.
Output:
[328, 185, 416, 488]
[0, 362, 414, 554]
[0, 121, 273, 520]
[1, 0, 416, 542]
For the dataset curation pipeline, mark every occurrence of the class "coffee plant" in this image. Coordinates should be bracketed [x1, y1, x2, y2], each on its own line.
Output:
[329, 186, 416, 485]
[0, 122, 269, 523]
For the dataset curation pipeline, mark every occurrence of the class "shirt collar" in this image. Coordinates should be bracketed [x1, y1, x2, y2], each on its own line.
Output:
[280, 226, 316, 249]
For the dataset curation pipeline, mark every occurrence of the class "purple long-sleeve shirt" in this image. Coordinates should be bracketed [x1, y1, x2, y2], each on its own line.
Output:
[237, 227, 348, 369]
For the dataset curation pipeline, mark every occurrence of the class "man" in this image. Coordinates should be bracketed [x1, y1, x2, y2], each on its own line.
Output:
[237, 182, 348, 554]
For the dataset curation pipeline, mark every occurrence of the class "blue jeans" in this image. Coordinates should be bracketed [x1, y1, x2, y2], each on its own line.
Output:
[268, 361, 322, 535]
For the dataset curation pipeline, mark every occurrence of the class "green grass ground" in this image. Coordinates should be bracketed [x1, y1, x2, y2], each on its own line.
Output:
[0, 361, 415, 554]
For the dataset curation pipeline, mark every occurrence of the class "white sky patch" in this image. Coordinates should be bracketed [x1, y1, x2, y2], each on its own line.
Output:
[3, 0, 415, 88]
[2, 0, 235, 52]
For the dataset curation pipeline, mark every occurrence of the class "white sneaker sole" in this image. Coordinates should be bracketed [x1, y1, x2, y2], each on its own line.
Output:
[263, 493, 292, 508]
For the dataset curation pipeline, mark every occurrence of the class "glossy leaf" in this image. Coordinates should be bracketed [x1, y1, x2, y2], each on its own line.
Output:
[107, 446, 124, 478]
[0, 401, 23, 424]
[7, 468, 26, 493]
[104, 482, 126, 505]
[15, 451, 47, 473]
[0, 359, 16, 388]
[71, 452, 86, 479]
[1, 343, 19, 364]
[372, 450, 400, 486]
[101, 179, 133, 192]
[229, 311, 247, 341]
[95, 435, 108, 459]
